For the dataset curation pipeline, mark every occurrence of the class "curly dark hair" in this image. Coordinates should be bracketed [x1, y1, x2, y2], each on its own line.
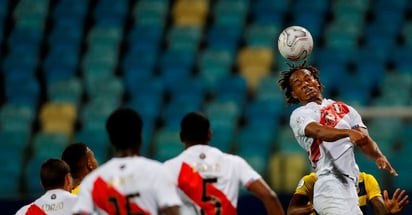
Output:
[277, 63, 323, 105]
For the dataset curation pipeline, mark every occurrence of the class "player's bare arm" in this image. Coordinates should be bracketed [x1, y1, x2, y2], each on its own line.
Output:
[304, 122, 367, 142]
[287, 194, 315, 215]
[383, 188, 409, 214]
[354, 127, 398, 176]
[248, 179, 286, 215]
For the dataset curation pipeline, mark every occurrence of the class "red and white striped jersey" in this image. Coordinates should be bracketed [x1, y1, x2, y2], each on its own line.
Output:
[290, 98, 365, 179]
[72, 156, 182, 215]
[163, 145, 261, 215]
[16, 189, 77, 215]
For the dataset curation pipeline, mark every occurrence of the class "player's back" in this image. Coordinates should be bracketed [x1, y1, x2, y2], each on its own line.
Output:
[16, 189, 77, 215]
[73, 156, 182, 215]
[164, 145, 261, 215]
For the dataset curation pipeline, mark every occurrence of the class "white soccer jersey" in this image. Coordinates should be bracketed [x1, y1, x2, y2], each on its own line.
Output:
[72, 156, 182, 215]
[15, 189, 77, 215]
[290, 98, 365, 180]
[163, 144, 262, 215]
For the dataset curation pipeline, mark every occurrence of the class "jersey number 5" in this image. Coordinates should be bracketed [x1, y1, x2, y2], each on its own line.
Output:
[201, 178, 222, 215]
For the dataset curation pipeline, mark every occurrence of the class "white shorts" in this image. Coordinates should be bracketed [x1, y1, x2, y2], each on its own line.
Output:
[313, 174, 362, 215]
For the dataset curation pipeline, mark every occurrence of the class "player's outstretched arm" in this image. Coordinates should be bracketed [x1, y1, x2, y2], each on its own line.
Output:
[248, 178, 285, 215]
[287, 194, 315, 215]
[354, 127, 398, 176]
[383, 188, 409, 214]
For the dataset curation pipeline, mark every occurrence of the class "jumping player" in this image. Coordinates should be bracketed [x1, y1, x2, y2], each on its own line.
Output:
[277, 64, 397, 214]
[163, 111, 285, 215]
[287, 172, 409, 215]
[15, 158, 77, 215]
[72, 108, 182, 215]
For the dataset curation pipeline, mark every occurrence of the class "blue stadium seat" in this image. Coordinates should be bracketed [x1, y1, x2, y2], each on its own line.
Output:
[167, 26, 202, 51]
[80, 99, 119, 131]
[93, 0, 128, 23]
[4, 76, 40, 109]
[213, 0, 249, 28]
[25, 157, 46, 197]
[250, 0, 287, 25]
[133, 0, 169, 27]
[127, 25, 163, 53]
[215, 74, 248, 106]
[152, 127, 183, 162]
[276, 125, 303, 153]
[31, 131, 70, 161]
[0, 103, 35, 133]
[245, 23, 280, 48]
[43, 44, 79, 84]
[197, 49, 234, 92]
[47, 78, 83, 107]
[74, 129, 110, 164]
[207, 24, 242, 52]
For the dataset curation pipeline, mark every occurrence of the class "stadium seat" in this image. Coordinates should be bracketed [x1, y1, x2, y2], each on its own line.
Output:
[25, 157, 46, 197]
[39, 102, 77, 135]
[276, 125, 303, 153]
[0, 103, 35, 133]
[215, 74, 248, 106]
[205, 100, 240, 121]
[236, 126, 275, 154]
[250, 0, 287, 25]
[244, 23, 280, 48]
[213, 0, 249, 28]
[237, 47, 274, 91]
[206, 24, 242, 53]
[127, 25, 163, 53]
[152, 127, 183, 162]
[133, 0, 169, 27]
[269, 152, 309, 193]
[74, 129, 110, 164]
[167, 26, 202, 52]
[31, 131, 71, 160]
[47, 78, 83, 108]
[43, 44, 79, 84]
[4, 76, 40, 109]
[172, 0, 209, 27]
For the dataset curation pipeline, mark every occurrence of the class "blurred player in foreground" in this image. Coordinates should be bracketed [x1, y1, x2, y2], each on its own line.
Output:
[15, 158, 77, 215]
[278, 64, 397, 214]
[72, 107, 182, 215]
[288, 172, 409, 215]
[61, 142, 98, 194]
[163, 111, 285, 215]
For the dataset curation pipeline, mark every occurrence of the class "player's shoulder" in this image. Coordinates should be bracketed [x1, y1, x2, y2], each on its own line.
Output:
[302, 172, 317, 182]
[359, 172, 376, 181]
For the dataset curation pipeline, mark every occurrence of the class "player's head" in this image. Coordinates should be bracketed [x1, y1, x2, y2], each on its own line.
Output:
[106, 107, 143, 152]
[61, 142, 98, 180]
[40, 158, 72, 191]
[278, 63, 323, 105]
[180, 112, 211, 146]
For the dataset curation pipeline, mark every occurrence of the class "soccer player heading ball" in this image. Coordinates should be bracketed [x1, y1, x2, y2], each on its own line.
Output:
[277, 63, 397, 214]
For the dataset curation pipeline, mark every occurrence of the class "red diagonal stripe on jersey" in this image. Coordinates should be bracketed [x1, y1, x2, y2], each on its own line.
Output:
[178, 162, 236, 215]
[26, 204, 46, 215]
[311, 102, 350, 164]
[92, 177, 150, 215]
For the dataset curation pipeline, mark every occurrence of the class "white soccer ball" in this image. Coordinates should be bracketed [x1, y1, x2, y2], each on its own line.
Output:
[277, 26, 313, 61]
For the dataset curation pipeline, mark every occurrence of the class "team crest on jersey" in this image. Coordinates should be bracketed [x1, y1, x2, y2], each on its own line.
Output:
[199, 153, 206, 159]
[320, 102, 349, 127]
[51, 194, 56, 200]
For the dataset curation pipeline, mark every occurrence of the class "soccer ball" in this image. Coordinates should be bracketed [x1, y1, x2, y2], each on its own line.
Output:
[277, 26, 313, 61]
